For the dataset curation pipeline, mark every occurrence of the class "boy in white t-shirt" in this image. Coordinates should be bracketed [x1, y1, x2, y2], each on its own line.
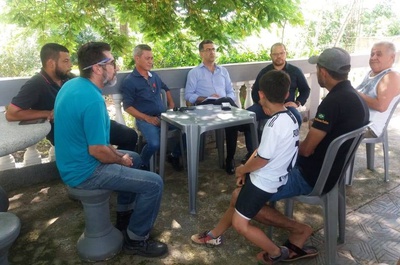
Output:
[191, 70, 300, 264]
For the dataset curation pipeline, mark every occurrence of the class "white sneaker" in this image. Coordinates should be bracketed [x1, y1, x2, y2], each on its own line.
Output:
[191, 231, 222, 246]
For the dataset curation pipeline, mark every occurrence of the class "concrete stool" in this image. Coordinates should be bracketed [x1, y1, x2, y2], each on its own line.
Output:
[0, 212, 21, 265]
[67, 188, 123, 262]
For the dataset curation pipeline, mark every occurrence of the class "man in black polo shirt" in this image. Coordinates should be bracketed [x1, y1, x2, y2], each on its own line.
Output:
[243, 43, 311, 163]
[6, 43, 138, 151]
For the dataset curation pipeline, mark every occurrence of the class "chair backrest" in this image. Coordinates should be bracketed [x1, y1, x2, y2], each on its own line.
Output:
[309, 123, 370, 196]
[378, 96, 400, 137]
[160, 89, 168, 108]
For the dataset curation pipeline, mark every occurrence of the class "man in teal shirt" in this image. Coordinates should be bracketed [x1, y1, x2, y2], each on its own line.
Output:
[54, 42, 168, 258]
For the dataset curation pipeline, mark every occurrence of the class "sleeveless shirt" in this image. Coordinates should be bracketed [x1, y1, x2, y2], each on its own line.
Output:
[356, 68, 400, 136]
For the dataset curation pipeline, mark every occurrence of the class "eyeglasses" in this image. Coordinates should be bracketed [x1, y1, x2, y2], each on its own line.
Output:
[201, 48, 216, 53]
[82, 58, 116, 70]
[271, 52, 286, 57]
[100, 59, 116, 69]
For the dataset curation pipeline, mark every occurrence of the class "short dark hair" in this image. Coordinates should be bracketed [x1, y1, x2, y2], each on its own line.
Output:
[317, 64, 349, 81]
[133, 44, 152, 58]
[40, 43, 69, 67]
[259, 70, 291, 103]
[78, 42, 111, 78]
[270, 43, 287, 53]
[199, 40, 214, 51]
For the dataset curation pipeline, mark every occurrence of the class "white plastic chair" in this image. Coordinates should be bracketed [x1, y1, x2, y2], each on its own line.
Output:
[284, 124, 369, 265]
[346, 98, 400, 185]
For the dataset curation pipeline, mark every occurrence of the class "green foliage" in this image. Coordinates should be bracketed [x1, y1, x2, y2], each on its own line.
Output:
[0, 0, 305, 76]
[218, 48, 271, 64]
[3, 1, 132, 57]
[1, 0, 399, 78]
[122, 42, 273, 71]
[0, 29, 41, 77]
[2, 0, 303, 56]
[388, 21, 400, 36]
[151, 38, 200, 69]
[289, 0, 400, 57]
[360, 0, 399, 37]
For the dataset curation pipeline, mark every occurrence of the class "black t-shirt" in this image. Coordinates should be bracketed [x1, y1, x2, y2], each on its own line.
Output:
[251, 62, 311, 105]
[10, 69, 70, 144]
[298, 80, 369, 192]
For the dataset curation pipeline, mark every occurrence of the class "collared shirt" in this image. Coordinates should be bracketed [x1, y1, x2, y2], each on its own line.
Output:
[121, 68, 169, 116]
[11, 68, 68, 111]
[251, 62, 310, 105]
[184, 63, 235, 104]
[10, 68, 71, 144]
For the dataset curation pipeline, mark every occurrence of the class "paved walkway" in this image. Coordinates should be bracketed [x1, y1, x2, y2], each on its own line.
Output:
[4, 107, 400, 265]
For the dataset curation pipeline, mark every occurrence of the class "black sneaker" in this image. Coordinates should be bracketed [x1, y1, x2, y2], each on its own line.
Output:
[167, 153, 183, 171]
[123, 231, 168, 257]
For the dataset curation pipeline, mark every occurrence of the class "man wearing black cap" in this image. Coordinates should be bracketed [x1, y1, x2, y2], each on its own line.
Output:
[188, 47, 369, 263]
[299, 47, 369, 192]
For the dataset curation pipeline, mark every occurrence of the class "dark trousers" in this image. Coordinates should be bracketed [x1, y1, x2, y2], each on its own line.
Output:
[110, 120, 138, 152]
[49, 120, 138, 151]
[224, 127, 238, 160]
[198, 98, 238, 161]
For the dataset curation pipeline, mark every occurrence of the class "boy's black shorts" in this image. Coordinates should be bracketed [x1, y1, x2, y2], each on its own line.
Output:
[235, 174, 275, 219]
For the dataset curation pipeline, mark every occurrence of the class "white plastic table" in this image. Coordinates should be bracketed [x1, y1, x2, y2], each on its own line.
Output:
[0, 114, 50, 157]
[159, 105, 258, 214]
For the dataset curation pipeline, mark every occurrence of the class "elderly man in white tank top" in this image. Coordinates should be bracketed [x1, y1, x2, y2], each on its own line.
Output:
[356, 41, 400, 137]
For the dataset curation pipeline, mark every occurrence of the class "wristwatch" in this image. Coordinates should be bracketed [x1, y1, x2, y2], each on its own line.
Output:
[295, 101, 301, 107]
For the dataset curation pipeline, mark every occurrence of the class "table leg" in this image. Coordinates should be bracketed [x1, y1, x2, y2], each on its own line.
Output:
[249, 122, 258, 152]
[186, 126, 200, 214]
[159, 120, 167, 178]
[216, 129, 225, 169]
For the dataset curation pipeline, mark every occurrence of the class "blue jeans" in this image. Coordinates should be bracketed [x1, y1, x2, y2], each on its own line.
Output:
[269, 166, 313, 202]
[244, 103, 302, 153]
[75, 151, 163, 240]
[136, 119, 182, 166]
